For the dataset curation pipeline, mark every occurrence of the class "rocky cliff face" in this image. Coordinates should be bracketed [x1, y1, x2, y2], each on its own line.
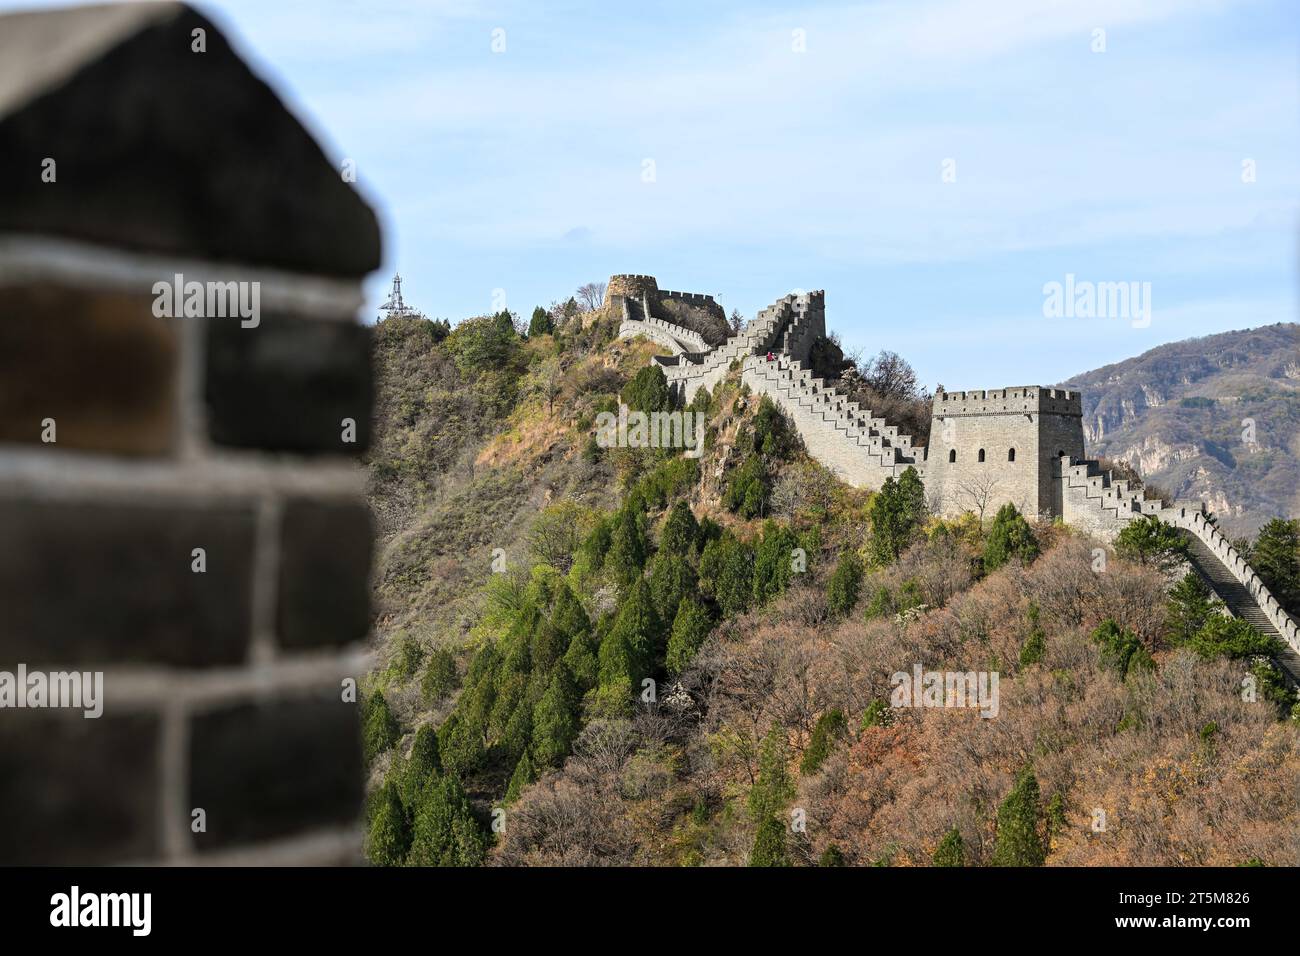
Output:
[1060, 323, 1300, 537]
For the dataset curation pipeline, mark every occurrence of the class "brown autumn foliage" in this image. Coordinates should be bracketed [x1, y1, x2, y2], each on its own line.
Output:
[491, 535, 1300, 866]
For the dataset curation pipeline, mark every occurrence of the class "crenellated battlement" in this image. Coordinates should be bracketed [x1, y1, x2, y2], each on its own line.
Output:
[933, 386, 1082, 417]
[661, 289, 718, 304]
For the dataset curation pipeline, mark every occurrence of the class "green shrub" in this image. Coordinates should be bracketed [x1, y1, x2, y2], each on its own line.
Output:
[868, 467, 927, 565]
[991, 765, 1045, 866]
[724, 453, 768, 518]
[1165, 573, 1220, 647]
[752, 520, 798, 606]
[1114, 515, 1188, 572]
[1019, 602, 1047, 666]
[621, 364, 673, 414]
[933, 827, 965, 867]
[749, 817, 790, 867]
[861, 698, 894, 729]
[748, 722, 795, 823]
[1091, 618, 1155, 679]
[666, 598, 713, 676]
[819, 845, 846, 866]
[1189, 614, 1280, 660]
[800, 708, 847, 775]
[362, 691, 400, 762]
[421, 647, 460, 706]
[827, 551, 864, 618]
[984, 503, 1039, 571]
[365, 780, 411, 866]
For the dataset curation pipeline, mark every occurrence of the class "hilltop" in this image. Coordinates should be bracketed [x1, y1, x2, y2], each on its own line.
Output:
[361, 292, 1300, 868]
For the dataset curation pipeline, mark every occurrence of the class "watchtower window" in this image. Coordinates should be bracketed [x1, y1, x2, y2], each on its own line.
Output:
[948, 449, 956, 463]
[1008, 448, 1016, 462]
[978, 448, 986, 463]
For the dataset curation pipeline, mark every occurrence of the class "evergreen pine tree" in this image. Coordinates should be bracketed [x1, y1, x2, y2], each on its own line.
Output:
[362, 691, 401, 762]
[1019, 602, 1047, 666]
[1190, 614, 1280, 661]
[1252, 518, 1300, 615]
[436, 711, 486, 779]
[601, 578, 661, 685]
[399, 725, 442, 808]
[665, 597, 714, 676]
[660, 499, 700, 558]
[991, 765, 1046, 866]
[869, 467, 927, 564]
[1165, 572, 1220, 646]
[748, 722, 795, 823]
[724, 453, 768, 518]
[531, 666, 581, 768]
[1114, 515, 1188, 572]
[605, 505, 649, 588]
[648, 551, 697, 625]
[749, 816, 790, 867]
[421, 647, 459, 706]
[408, 775, 487, 867]
[527, 305, 554, 337]
[984, 503, 1040, 572]
[562, 628, 600, 691]
[826, 551, 864, 618]
[752, 520, 797, 605]
[800, 707, 847, 775]
[365, 780, 411, 867]
[702, 533, 754, 617]
[550, 582, 592, 640]
[505, 749, 537, 804]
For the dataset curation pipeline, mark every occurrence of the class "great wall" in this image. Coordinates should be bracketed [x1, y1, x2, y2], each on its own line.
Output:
[608, 275, 1300, 683]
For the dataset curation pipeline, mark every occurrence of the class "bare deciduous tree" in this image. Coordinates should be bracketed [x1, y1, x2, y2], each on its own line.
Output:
[956, 473, 1002, 527]
[861, 350, 920, 399]
[576, 281, 607, 311]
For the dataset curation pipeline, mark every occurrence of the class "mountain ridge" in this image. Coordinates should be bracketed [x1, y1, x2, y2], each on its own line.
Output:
[1057, 322, 1300, 536]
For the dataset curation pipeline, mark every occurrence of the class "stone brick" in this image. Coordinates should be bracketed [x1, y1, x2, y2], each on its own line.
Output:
[0, 3, 381, 277]
[205, 315, 372, 454]
[188, 691, 363, 852]
[0, 498, 256, 668]
[277, 498, 373, 651]
[0, 282, 177, 455]
[0, 709, 160, 865]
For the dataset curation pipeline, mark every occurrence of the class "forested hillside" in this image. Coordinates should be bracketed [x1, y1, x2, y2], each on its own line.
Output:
[362, 300, 1300, 867]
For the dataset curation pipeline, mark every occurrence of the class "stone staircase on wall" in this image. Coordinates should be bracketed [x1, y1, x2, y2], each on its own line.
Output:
[1167, 505, 1300, 685]
[615, 297, 710, 355]
[655, 292, 816, 403]
[1059, 457, 1300, 685]
[742, 354, 921, 489]
[1057, 455, 1163, 537]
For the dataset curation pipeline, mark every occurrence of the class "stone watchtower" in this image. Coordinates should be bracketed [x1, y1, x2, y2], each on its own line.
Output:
[924, 387, 1085, 520]
[603, 274, 660, 307]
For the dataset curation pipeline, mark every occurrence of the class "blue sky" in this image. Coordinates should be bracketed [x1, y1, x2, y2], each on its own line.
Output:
[15, 0, 1299, 386]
